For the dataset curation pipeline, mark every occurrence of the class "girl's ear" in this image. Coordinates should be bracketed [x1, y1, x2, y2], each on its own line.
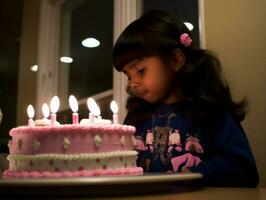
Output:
[171, 49, 185, 71]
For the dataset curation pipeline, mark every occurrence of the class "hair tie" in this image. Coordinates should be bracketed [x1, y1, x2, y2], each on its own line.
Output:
[180, 33, 192, 47]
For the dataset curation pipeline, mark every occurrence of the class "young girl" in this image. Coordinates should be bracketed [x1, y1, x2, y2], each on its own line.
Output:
[112, 10, 259, 187]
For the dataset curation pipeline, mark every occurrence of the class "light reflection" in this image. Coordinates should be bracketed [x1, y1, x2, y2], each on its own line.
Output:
[60, 56, 73, 63]
[184, 22, 194, 31]
[82, 38, 100, 48]
[30, 65, 38, 72]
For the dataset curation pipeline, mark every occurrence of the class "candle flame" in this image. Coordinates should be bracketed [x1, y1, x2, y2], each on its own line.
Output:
[50, 96, 60, 113]
[27, 105, 35, 119]
[87, 97, 100, 116]
[42, 103, 50, 118]
[110, 100, 118, 114]
[69, 95, 79, 112]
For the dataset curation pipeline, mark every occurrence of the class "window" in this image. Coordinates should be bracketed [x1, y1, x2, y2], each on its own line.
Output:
[36, 0, 204, 121]
[58, 0, 114, 110]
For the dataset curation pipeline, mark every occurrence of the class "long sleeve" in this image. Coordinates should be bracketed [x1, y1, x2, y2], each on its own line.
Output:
[189, 112, 259, 187]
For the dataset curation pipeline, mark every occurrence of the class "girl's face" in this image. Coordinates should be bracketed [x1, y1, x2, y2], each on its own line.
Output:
[123, 56, 177, 104]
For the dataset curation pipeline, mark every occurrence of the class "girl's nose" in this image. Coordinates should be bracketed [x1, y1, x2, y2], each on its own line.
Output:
[130, 78, 141, 89]
[128, 77, 141, 96]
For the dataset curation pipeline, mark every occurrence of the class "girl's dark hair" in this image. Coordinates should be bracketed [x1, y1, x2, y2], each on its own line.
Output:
[113, 10, 248, 126]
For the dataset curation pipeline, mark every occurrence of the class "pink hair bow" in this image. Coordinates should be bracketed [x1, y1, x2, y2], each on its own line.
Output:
[180, 33, 192, 47]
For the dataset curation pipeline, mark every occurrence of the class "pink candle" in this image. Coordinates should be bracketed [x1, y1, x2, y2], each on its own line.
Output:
[72, 112, 79, 124]
[69, 95, 79, 124]
[28, 119, 34, 127]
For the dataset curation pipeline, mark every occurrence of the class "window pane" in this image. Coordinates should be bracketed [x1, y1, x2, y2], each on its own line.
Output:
[59, 0, 113, 108]
[142, 0, 200, 47]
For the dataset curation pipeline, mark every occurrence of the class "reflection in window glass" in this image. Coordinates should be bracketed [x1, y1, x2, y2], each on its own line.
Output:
[142, 0, 199, 47]
[59, 0, 113, 107]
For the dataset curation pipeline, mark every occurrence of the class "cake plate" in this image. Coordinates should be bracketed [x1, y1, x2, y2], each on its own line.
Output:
[0, 172, 203, 197]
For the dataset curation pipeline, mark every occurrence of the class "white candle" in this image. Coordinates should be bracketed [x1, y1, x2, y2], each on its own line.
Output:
[87, 98, 95, 124]
[110, 100, 119, 124]
[87, 97, 101, 124]
[69, 95, 79, 124]
[27, 105, 35, 127]
[94, 103, 101, 120]
[50, 96, 60, 126]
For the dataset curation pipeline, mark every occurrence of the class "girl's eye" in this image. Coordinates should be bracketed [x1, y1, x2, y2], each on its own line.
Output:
[127, 75, 131, 81]
[137, 68, 145, 75]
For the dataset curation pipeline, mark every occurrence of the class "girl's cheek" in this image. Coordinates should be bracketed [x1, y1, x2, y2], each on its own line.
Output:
[147, 80, 161, 93]
[144, 77, 156, 89]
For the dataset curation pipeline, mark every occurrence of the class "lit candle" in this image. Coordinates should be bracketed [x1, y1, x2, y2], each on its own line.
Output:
[110, 100, 119, 124]
[94, 102, 101, 120]
[69, 95, 79, 124]
[42, 103, 50, 119]
[87, 98, 95, 124]
[27, 105, 35, 126]
[50, 96, 60, 126]
[87, 97, 101, 124]
[32, 103, 51, 126]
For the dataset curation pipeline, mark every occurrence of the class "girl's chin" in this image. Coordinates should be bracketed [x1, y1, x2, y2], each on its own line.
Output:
[135, 92, 159, 103]
[140, 95, 158, 104]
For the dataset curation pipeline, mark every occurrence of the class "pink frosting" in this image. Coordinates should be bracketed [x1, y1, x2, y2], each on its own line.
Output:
[3, 167, 143, 178]
[9, 124, 136, 155]
[10, 124, 135, 136]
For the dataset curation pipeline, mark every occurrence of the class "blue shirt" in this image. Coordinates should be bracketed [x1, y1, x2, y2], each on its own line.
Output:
[124, 102, 259, 187]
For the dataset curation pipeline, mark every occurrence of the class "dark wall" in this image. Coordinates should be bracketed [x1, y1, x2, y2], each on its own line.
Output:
[0, 0, 23, 143]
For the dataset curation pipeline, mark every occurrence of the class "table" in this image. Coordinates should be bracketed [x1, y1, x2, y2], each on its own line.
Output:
[121, 187, 266, 200]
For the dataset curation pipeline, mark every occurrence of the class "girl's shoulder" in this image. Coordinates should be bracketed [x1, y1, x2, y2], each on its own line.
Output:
[209, 110, 242, 128]
[203, 110, 246, 140]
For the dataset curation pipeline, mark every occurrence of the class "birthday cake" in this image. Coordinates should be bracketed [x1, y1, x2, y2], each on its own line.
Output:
[3, 119, 143, 178]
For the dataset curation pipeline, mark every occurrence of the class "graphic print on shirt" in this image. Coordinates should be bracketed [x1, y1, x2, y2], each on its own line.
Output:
[185, 134, 204, 153]
[135, 126, 171, 172]
[134, 108, 205, 172]
[170, 134, 204, 172]
[136, 129, 205, 172]
[168, 129, 182, 153]
[146, 130, 154, 152]
[151, 126, 171, 166]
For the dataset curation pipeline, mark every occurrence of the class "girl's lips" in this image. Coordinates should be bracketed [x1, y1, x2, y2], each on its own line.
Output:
[136, 92, 145, 98]
[132, 88, 148, 98]
[138, 93, 146, 99]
